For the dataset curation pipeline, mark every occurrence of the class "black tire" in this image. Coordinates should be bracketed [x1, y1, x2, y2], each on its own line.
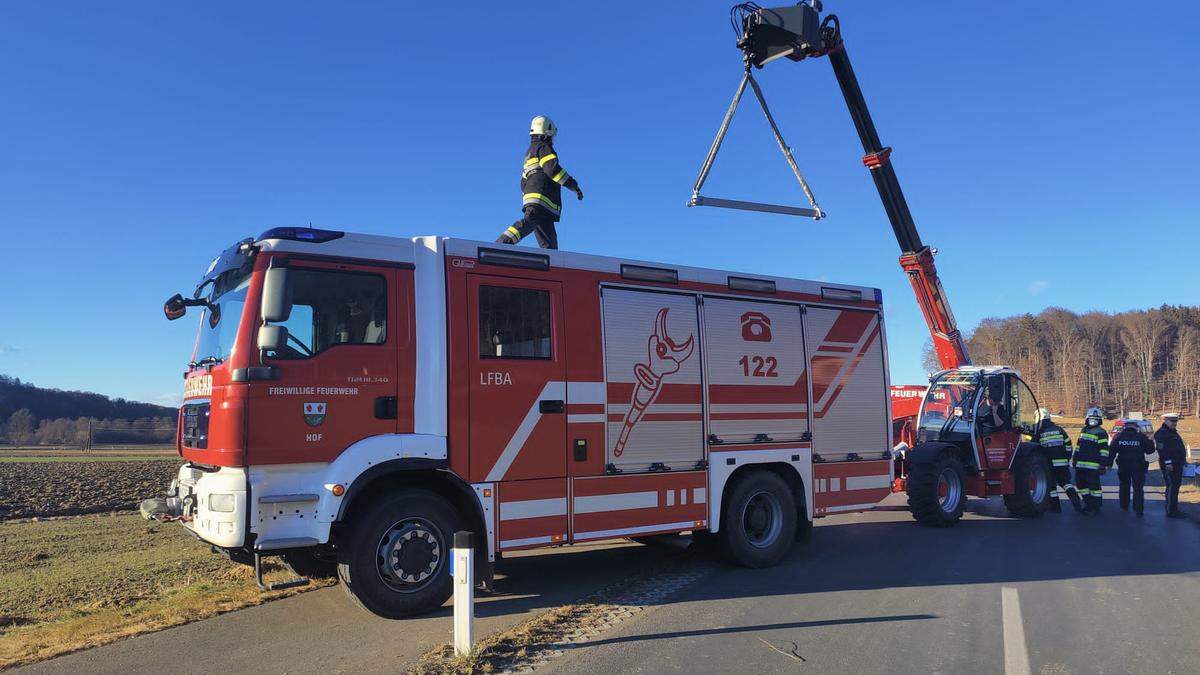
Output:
[718, 470, 797, 568]
[282, 548, 338, 579]
[1003, 451, 1052, 518]
[907, 452, 967, 526]
[336, 490, 461, 619]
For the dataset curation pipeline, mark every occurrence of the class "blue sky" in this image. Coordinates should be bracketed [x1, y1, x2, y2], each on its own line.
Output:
[1, 1, 1197, 407]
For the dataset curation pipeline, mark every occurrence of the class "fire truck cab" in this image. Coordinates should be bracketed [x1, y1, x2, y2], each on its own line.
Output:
[161, 227, 895, 618]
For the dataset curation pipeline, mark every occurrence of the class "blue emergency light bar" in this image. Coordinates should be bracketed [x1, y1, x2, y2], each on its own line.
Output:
[258, 226, 345, 243]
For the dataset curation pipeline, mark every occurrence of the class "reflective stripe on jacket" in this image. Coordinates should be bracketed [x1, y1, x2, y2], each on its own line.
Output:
[1074, 424, 1109, 468]
[519, 137, 578, 220]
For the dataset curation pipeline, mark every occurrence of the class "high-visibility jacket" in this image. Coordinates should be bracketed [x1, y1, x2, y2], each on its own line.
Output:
[1074, 423, 1110, 470]
[520, 137, 578, 221]
[1036, 421, 1073, 468]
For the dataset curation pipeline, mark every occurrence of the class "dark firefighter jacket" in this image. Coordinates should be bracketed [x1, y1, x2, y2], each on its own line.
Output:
[1074, 423, 1110, 470]
[1110, 427, 1155, 468]
[1036, 421, 1073, 468]
[520, 137, 578, 221]
[1154, 425, 1187, 465]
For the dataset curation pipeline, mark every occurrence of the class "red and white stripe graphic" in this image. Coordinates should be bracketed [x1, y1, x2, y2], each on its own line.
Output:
[812, 460, 892, 516]
[571, 472, 707, 542]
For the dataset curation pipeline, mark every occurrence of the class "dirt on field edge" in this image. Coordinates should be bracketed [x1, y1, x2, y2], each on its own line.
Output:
[0, 513, 332, 670]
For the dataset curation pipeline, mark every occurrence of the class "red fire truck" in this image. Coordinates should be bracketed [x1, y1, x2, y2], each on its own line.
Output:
[158, 227, 896, 618]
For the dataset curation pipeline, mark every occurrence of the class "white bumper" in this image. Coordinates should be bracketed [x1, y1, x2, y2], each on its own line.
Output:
[177, 464, 249, 549]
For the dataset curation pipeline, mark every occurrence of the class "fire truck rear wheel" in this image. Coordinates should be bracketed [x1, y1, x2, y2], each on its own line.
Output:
[907, 452, 966, 526]
[718, 470, 797, 568]
[1003, 451, 1051, 518]
[337, 490, 460, 619]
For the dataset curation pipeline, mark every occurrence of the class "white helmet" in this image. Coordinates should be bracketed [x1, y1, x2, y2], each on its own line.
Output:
[1037, 408, 1053, 423]
[530, 115, 557, 138]
[1085, 406, 1103, 424]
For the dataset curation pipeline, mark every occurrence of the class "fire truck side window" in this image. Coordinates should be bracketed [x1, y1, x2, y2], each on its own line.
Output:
[268, 268, 387, 359]
[478, 286, 551, 359]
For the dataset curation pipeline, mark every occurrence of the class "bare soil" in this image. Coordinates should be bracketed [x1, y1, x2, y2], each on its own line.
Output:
[0, 459, 178, 521]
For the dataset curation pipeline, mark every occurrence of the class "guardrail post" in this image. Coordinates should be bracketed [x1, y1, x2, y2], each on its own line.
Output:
[453, 530, 474, 656]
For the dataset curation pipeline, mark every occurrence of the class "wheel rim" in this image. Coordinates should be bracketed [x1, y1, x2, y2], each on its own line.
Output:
[741, 490, 784, 549]
[937, 468, 962, 514]
[375, 517, 444, 593]
[1028, 461, 1049, 503]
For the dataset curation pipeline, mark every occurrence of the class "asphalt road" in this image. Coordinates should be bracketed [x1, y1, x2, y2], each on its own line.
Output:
[550, 475, 1200, 674]
[19, 474, 1198, 674]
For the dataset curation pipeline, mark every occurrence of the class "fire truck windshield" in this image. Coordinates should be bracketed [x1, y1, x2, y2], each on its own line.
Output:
[916, 371, 980, 444]
[191, 262, 253, 365]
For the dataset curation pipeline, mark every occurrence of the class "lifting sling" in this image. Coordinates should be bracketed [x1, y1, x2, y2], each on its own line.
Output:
[689, 68, 824, 219]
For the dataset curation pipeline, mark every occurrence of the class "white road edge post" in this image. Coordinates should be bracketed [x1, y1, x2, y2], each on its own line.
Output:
[453, 531, 475, 657]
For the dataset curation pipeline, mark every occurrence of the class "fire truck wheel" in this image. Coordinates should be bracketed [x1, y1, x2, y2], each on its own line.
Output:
[1003, 451, 1051, 518]
[282, 549, 338, 579]
[718, 471, 797, 568]
[337, 490, 460, 619]
[907, 452, 966, 526]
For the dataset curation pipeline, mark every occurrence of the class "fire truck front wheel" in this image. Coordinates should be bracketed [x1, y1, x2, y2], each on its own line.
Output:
[718, 470, 797, 568]
[336, 490, 461, 619]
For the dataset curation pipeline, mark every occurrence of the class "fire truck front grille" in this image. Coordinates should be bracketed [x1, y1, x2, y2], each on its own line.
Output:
[181, 402, 210, 449]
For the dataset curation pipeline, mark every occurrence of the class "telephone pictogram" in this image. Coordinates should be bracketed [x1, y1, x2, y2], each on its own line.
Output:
[740, 311, 772, 342]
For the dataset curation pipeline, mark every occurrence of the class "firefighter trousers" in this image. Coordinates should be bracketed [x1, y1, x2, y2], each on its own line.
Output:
[1162, 461, 1183, 515]
[1116, 463, 1146, 514]
[1074, 467, 1102, 512]
[497, 205, 559, 250]
[1051, 464, 1082, 511]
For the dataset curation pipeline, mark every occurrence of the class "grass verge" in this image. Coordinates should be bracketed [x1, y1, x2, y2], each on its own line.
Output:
[0, 512, 332, 670]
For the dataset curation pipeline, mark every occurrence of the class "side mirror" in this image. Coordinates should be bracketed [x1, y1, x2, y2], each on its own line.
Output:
[258, 324, 288, 352]
[164, 293, 187, 320]
[261, 267, 292, 323]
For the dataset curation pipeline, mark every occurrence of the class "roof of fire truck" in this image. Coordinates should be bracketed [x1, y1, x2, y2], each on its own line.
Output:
[251, 226, 883, 303]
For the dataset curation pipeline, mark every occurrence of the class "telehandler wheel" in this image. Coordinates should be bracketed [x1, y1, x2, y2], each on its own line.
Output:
[907, 452, 966, 527]
[282, 548, 338, 579]
[1003, 451, 1052, 518]
[718, 470, 797, 568]
[336, 490, 461, 619]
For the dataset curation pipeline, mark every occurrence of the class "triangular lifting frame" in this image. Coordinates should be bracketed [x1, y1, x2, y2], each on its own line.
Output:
[688, 68, 825, 219]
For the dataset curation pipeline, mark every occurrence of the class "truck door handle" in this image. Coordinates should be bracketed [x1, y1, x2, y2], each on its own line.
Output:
[375, 396, 398, 420]
[539, 399, 565, 414]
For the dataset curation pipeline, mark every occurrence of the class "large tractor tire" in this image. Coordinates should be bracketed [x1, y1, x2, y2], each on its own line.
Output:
[1003, 451, 1052, 518]
[907, 452, 967, 526]
[718, 470, 798, 568]
[336, 490, 461, 619]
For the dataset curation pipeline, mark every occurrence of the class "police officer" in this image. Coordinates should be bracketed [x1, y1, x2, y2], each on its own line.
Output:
[1074, 407, 1110, 515]
[496, 115, 583, 250]
[1155, 412, 1187, 518]
[1035, 408, 1083, 513]
[1111, 418, 1155, 516]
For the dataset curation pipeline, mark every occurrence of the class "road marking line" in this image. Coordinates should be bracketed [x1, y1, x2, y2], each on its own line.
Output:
[1002, 586, 1031, 675]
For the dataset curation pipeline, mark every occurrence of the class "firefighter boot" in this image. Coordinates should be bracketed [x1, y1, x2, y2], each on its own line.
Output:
[1048, 496, 1062, 513]
[1065, 487, 1084, 513]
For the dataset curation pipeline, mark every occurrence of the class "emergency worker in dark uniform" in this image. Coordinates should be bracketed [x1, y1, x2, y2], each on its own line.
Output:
[1155, 412, 1187, 518]
[1035, 408, 1082, 513]
[1111, 419, 1155, 516]
[496, 115, 583, 250]
[1074, 407, 1110, 515]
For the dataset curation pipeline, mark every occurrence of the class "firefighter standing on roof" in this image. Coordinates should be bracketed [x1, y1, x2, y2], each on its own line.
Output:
[1111, 419, 1155, 516]
[496, 115, 583, 250]
[1035, 408, 1082, 513]
[1074, 407, 1110, 515]
[1155, 412, 1187, 518]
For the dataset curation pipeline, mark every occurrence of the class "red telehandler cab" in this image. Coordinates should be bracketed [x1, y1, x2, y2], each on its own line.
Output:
[695, 1, 1052, 525]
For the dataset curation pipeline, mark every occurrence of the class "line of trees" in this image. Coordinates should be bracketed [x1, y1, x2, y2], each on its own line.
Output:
[961, 305, 1200, 416]
[2, 409, 175, 446]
